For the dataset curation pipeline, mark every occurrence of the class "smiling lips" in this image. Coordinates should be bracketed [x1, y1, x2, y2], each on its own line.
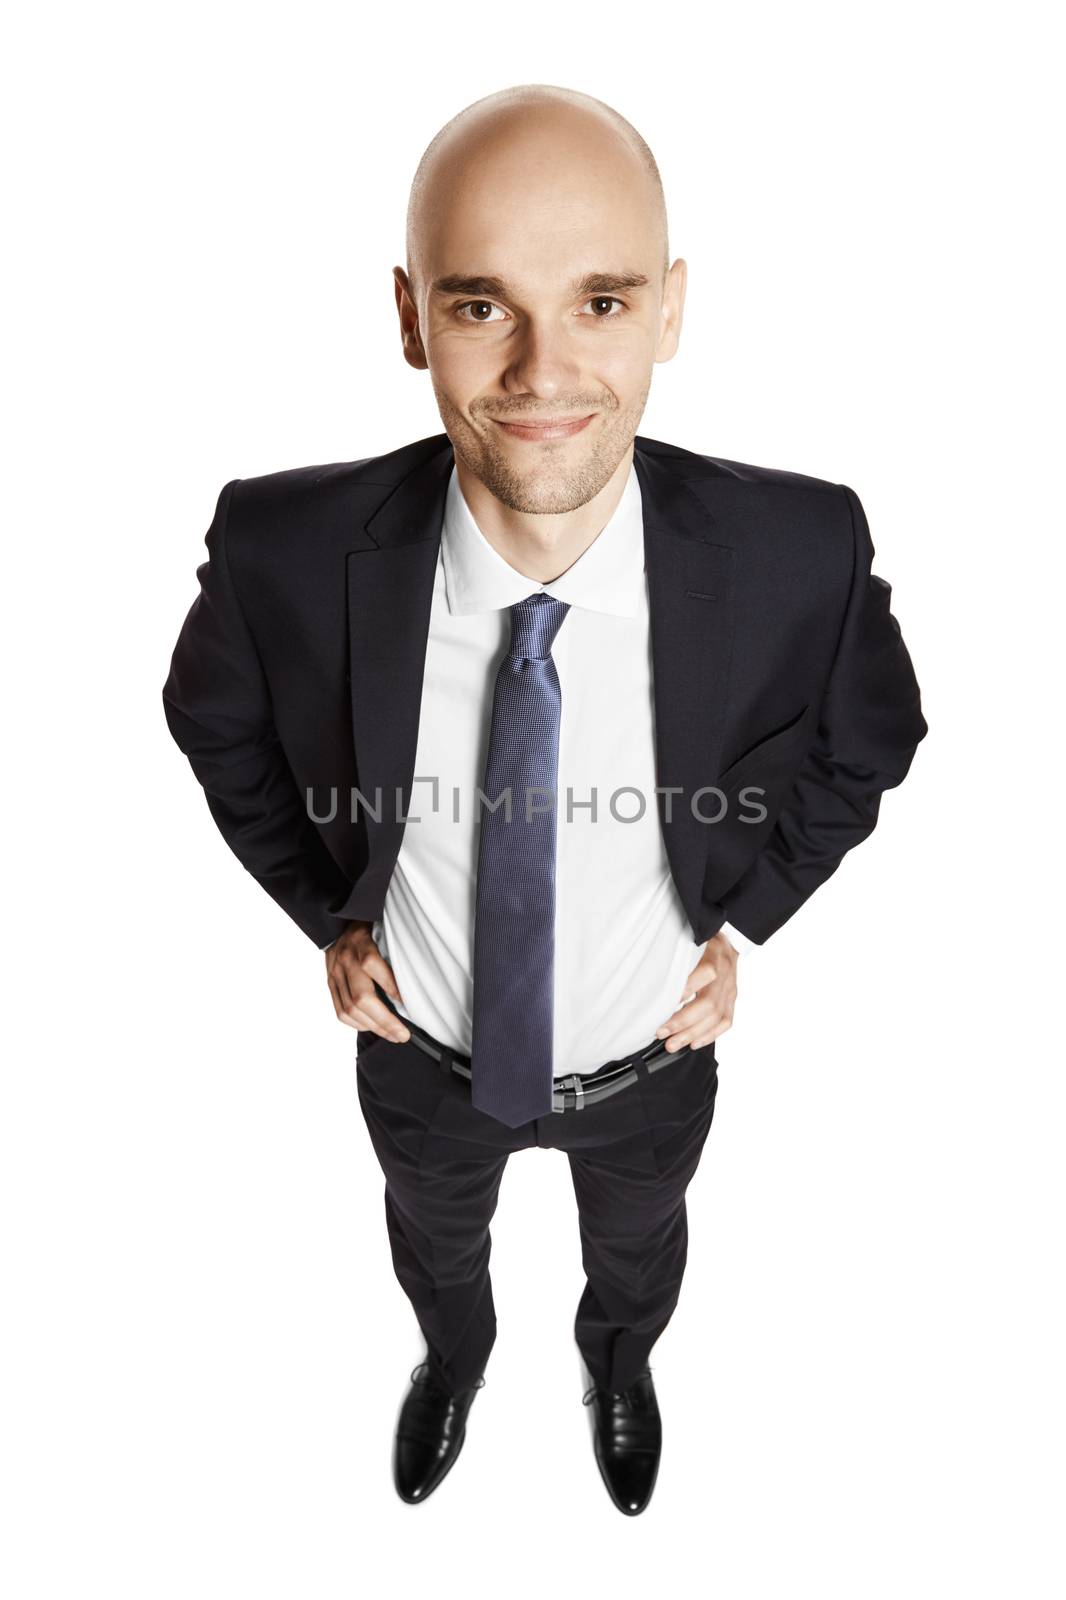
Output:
[490, 414, 596, 441]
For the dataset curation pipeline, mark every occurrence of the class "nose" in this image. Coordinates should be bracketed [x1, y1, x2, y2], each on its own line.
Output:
[502, 315, 585, 401]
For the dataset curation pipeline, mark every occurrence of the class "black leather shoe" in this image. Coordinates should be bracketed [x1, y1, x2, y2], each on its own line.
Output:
[582, 1363, 662, 1515]
[392, 1361, 485, 1504]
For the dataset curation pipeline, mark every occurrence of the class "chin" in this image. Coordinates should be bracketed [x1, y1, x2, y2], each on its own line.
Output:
[490, 453, 611, 515]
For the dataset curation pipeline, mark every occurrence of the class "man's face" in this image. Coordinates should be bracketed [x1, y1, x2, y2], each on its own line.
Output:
[396, 129, 685, 515]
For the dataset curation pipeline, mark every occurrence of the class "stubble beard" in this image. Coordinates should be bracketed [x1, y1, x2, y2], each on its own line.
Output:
[433, 384, 651, 515]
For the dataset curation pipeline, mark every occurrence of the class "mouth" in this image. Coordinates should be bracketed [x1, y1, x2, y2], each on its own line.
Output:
[489, 414, 596, 442]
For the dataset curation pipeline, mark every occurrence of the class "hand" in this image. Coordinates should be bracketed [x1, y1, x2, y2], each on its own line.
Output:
[325, 921, 411, 1043]
[655, 931, 739, 1051]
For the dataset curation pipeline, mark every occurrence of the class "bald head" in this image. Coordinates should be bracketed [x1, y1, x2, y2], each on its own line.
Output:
[395, 84, 686, 521]
[405, 84, 670, 306]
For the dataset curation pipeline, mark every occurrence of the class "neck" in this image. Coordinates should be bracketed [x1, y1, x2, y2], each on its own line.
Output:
[453, 443, 634, 584]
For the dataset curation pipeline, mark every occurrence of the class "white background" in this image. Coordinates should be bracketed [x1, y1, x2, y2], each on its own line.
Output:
[4, 2, 1062, 1595]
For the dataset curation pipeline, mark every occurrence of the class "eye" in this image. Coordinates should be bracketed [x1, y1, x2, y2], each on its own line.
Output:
[455, 301, 508, 324]
[453, 295, 630, 324]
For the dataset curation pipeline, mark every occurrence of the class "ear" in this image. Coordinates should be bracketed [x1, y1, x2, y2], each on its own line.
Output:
[654, 257, 687, 364]
[393, 266, 428, 371]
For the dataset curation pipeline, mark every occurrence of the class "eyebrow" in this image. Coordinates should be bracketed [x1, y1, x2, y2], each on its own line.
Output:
[429, 271, 652, 300]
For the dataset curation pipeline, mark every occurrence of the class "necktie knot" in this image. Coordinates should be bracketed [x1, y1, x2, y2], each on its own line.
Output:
[508, 591, 571, 662]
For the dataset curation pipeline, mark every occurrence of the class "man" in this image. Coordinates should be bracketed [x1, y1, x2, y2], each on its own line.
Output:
[162, 83, 928, 1515]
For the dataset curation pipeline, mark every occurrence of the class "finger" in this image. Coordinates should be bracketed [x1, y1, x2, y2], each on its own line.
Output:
[656, 998, 711, 1038]
[663, 1010, 724, 1051]
[326, 940, 408, 1038]
[329, 969, 374, 1030]
[336, 1003, 408, 1038]
[341, 987, 411, 1043]
[687, 1020, 731, 1049]
[337, 1008, 383, 1034]
[330, 960, 356, 1013]
[359, 947, 405, 1004]
[679, 965, 716, 1001]
[662, 1031, 695, 1052]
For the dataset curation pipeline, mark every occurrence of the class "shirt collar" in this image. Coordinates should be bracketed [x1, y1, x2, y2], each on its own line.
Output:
[440, 459, 645, 619]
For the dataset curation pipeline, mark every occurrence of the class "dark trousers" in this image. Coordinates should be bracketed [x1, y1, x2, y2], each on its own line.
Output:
[354, 1025, 719, 1397]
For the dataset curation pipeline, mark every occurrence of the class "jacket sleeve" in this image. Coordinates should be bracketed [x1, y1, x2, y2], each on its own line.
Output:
[709, 483, 929, 945]
[161, 478, 353, 950]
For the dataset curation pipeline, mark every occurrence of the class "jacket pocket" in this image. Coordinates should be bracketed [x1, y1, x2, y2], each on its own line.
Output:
[700, 703, 816, 906]
[713, 702, 813, 793]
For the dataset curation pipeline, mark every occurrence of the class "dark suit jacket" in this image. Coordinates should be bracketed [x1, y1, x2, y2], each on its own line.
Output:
[162, 431, 928, 951]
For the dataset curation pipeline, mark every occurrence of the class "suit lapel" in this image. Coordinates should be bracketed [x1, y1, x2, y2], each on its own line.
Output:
[344, 435, 737, 937]
[343, 442, 451, 915]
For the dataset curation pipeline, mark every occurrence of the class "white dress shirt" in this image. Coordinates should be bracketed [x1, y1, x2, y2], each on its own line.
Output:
[367, 457, 746, 1075]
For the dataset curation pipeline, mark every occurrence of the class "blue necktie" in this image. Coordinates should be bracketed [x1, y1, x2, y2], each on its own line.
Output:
[470, 591, 572, 1126]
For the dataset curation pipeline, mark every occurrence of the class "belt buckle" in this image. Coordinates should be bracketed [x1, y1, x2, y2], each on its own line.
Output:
[552, 1072, 586, 1113]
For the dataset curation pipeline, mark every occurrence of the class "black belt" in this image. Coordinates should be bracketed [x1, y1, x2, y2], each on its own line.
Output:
[374, 987, 692, 1112]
